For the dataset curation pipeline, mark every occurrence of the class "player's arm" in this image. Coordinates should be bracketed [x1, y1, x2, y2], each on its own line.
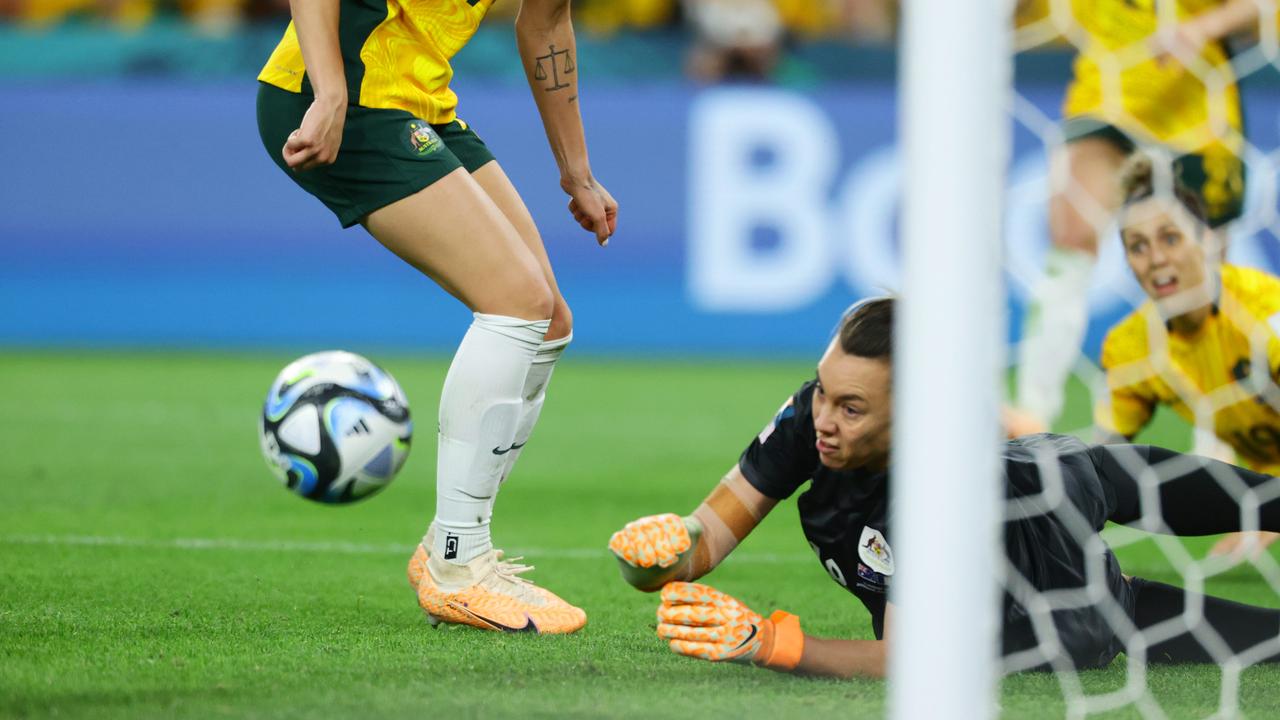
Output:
[281, 0, 347, 171]
[1092, 386, 1150, 444]
[656, 582, 891, 679]
[609, 465, 777, 591]
[515, 0, 617, 246]
[1153, 0, 1265, 60]
[1093, 333, 1154, 444]
[792, 603, 892, 678]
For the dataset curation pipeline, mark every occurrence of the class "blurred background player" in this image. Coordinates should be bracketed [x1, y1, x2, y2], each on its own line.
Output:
[610, 298, 1280, 676]
[1098, 153, 1280, 560]
[1015, 0, 1262, 431]
[683, 0, 783, 83]
[256, 0, 617, 633]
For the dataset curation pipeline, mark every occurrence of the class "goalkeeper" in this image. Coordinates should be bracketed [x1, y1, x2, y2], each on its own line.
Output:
[610, 298, 1280, 677]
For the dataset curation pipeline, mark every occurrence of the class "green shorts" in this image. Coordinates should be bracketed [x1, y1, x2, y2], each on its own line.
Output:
[1061, 116, 1246, 229]
[257, 82, 497, 228]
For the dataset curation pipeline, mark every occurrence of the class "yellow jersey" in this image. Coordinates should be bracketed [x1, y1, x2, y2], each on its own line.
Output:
[1097, 265, 1280, 474]
[1062, 0, 1242, 155]
[257, 0, 496, 124]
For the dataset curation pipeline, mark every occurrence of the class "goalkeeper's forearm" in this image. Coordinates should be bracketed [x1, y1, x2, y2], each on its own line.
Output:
[613, 466, 776, 591]
[684, 469, 772, 578]
[791, 602, 894, 678]
[793, 637, 888, 679]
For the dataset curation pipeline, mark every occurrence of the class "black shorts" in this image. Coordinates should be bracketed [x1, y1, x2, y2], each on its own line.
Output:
[1001, 440, 1135, 670]
[256, 82, 497, 228]
[1061, 116, 1246, 229]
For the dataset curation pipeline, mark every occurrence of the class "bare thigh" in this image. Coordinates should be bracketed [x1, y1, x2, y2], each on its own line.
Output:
[362, 167, 554, 321]
[1048, 137, 1130, 256]
[470, 161, 573, 340]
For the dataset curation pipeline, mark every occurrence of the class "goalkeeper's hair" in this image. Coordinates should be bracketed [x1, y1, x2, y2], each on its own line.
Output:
[1119, 152, 1207, 226]
[838, 297, 894, 360]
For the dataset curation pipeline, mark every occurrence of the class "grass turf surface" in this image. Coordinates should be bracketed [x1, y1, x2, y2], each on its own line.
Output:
[2, 352, 1279, 719]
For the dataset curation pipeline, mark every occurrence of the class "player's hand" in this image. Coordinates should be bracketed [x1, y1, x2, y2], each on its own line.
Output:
[1208, 531, 1280, 562]
[283, 93, 347, 171]
[562, 175, 618, 247]
[608, 513, 700, 591]
[656, 582, 804, 671]
[657, 582, 768, 663]
[1149, 20, 1210, 66]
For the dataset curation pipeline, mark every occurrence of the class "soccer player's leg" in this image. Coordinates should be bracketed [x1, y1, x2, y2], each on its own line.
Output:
[469, 158, 574, 495]
[1017, 125, 1130, 427]
[364, 167, 584, 634]
[1091, 445, 1280, 556]
[1128, 576, 1280, 664]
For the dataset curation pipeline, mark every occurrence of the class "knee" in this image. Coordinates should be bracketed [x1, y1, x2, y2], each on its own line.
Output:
[547, 296, 573, 340]
[509, 272, 555, 321]
[511, 285, 554, 322]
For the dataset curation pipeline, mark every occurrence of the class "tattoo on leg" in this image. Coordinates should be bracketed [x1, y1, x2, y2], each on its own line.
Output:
[534, 44, 575, 92]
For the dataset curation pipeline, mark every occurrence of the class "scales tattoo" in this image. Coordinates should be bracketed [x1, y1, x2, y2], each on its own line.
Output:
[534, 44, 575, 92]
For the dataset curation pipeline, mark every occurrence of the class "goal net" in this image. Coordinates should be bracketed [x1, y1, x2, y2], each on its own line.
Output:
[893, 1, 1280, 717]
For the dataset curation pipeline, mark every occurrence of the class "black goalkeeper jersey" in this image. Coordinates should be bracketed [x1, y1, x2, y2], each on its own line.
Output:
[738, 380, 1137, 669]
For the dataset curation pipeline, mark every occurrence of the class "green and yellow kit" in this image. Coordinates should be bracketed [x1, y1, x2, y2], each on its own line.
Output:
[1062, 0, 1246, 226]
[256, 0, 499, 226]
[1097, 264, 1280, 474]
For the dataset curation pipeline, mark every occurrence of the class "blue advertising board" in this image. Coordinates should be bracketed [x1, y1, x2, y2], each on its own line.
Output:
[2, 77, 1277, 357]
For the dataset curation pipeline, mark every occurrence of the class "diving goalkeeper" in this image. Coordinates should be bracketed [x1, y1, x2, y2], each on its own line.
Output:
[609, 298, 1280, 677]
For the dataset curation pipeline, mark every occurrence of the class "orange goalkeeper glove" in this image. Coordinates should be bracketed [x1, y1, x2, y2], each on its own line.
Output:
[656, 582, 804, 671]
[608, 513, 702, 591]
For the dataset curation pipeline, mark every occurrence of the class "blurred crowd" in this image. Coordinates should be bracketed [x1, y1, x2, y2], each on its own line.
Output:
[0, 0, 900, 82]
[0, 0, 896, 37]
[0, 0, 898, 79]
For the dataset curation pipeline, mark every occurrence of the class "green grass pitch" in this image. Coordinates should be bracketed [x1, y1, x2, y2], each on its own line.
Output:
[3, 351, 1279, 719]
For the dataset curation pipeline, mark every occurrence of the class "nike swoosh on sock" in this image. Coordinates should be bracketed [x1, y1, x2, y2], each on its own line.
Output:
[491, 441, 528, 456]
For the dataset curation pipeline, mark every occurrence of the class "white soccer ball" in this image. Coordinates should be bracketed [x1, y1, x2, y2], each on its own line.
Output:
[259, 350, 412, 504]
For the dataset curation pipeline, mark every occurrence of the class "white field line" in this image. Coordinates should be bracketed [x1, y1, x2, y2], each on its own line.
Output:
[0, 534, 811, 565]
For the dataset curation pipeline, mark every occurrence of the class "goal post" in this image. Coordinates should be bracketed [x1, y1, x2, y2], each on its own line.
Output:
[890, 0, 1012, 717]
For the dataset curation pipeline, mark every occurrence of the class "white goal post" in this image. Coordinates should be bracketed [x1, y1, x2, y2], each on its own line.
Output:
[890, 0, 1011, 717]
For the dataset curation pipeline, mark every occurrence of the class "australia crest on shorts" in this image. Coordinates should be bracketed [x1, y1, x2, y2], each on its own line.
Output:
[405, 120, 442, 156]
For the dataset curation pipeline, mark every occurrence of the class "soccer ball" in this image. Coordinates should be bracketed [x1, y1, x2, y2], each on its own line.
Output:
[259, 350, 412, 504]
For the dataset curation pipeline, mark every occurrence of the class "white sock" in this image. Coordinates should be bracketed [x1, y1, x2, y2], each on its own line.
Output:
[487, 332, 572, 508]
[433, 313, 549, 565]
[1016, 247, 1095, 426]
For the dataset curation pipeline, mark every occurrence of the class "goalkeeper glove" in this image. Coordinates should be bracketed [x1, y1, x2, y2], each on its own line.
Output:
[608, 513, 702, 591]
[656, 581, 804, 671]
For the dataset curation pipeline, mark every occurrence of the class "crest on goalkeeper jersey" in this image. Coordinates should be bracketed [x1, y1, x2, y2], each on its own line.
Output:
[858, 526, 894, 576]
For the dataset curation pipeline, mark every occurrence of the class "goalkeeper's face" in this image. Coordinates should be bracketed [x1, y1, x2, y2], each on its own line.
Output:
[812, 341, 892, 472]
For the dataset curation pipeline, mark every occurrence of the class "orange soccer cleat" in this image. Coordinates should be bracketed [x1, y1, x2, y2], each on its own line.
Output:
[415, 548, 586, 634]
[407, 543, 429, 589]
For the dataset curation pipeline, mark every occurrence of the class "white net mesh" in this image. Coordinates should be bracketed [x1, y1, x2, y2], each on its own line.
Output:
[1006, 1, 1280, 716]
